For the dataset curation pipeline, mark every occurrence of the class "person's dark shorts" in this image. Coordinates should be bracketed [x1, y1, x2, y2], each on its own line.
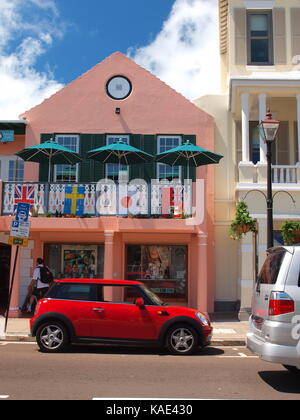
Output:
[32, 287, 49, 300]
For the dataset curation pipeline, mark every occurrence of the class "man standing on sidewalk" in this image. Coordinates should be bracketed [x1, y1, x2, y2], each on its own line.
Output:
[27, 258, 52, 312]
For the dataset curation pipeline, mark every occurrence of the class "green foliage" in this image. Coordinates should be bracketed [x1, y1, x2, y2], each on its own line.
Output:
[281, 220, 300, 245]
[229, 200, 257, 240]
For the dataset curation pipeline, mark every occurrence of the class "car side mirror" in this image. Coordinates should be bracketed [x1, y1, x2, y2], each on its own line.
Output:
[135, 298, 145, 308]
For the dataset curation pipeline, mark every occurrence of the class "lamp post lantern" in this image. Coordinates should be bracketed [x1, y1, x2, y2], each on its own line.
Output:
[258, 110, 280, 249]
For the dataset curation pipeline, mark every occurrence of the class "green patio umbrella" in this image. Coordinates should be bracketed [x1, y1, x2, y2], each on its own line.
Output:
[155, 140, 223, 180]
[16, 139, 82, 182]
[86, 139, 154, 178]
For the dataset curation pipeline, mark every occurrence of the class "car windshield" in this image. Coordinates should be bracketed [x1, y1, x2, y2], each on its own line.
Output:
[140, 285, 165, 306]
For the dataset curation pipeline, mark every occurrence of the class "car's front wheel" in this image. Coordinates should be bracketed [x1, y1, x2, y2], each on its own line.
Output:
[166, 324, 199, 355]
[36, 322, 70, 353]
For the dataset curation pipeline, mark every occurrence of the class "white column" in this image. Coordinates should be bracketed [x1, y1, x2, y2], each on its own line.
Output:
[296, 94, 300, 163]
[259, 93, 267, 163]
[241, 93, 250, 162]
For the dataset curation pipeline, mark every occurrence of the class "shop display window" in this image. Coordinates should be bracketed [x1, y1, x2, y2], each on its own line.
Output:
[45, 244, 104, 279]
[126, 245, 187, 300]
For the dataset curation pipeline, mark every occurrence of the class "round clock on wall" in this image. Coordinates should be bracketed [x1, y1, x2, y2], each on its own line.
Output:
[106, 75, 132, 100]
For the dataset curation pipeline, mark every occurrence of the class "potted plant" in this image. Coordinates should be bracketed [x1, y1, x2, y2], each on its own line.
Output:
[229, 200, 257, 240]
[281, 220, 300, 245]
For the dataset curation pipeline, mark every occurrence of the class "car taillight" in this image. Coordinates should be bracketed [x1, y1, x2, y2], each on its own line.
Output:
[34, 301, 41, 315]
[269, 292, 295, 316]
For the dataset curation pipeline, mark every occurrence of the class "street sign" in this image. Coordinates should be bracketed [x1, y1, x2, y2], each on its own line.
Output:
[8, 237, 28, 247]
[15, 202, 30, 222]
[10, 219, 31, 238]
[8, 202, 31, 247]
[9, 220, 30, 247]
[0, 130, 14, 143]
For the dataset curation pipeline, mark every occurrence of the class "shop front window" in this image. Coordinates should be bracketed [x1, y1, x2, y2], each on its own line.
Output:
[126, 245, 187, 300]
[44, 244, 104, 279]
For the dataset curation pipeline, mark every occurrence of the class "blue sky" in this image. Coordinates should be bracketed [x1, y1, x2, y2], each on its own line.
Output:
[0, 0, 219, 119]
[44, 0, 176, 85]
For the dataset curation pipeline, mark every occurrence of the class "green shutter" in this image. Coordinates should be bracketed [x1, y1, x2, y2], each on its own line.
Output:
[39, 134, 53, 182]
[182, 135, 196, 182]
[79, 134, 105, 183]
[129, 134, 142, 180]
[79, 134, 93, 183]
[91, 134, 105, 182]
[141, 135, 157, 183]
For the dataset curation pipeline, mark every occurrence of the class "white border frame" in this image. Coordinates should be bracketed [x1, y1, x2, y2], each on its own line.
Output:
[0, 155, 24, 182]
[53, 134, 80, 183]
[105, 134, 130, 179]
[157, 135, 182, 180]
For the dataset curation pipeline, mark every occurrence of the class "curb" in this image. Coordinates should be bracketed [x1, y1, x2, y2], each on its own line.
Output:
[0, 335, 35, 342]
[211, 339, 246, 347]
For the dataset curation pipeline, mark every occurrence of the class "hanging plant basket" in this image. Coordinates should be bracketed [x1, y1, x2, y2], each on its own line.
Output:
[293, 232, 300, 244]
[235, 223, 253, 234]
[229, 201, 257, 240]
[281, 221, 300, 245]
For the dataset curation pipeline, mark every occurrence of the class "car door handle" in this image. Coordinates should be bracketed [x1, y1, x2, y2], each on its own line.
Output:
[92, 307, 104, 313]
[264, 295, 269, 301]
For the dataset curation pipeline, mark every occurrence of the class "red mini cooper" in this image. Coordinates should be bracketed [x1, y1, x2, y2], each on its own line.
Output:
[30, 279, 212, 355]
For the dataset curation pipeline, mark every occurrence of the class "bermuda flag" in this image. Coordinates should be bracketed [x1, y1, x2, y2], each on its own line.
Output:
[14, 185, 35, 208]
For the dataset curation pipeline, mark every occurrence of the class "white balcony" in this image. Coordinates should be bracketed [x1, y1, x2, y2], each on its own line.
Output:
[272, 165, 297, 184]
[1, 180, 193, 218]
[237, 162, 300, 191]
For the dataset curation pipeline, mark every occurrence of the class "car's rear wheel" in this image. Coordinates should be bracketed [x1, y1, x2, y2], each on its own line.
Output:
[283, 365, 300, 374]
[36, 322, 69, 353]
[166, 324, 199, 355]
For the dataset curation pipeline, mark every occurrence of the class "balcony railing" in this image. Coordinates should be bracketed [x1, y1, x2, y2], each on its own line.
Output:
[271, 165, 297, 184]
[238, 163, 299, 185]
[1, 180, 193, 217]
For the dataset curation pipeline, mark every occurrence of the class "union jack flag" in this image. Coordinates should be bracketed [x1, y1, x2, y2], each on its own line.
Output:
[14, 185, 35, 207]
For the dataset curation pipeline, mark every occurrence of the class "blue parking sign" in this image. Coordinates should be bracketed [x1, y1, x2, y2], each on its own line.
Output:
[16, 203, 30, 222]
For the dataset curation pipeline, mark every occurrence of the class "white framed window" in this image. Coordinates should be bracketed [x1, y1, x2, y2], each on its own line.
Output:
[105, 135, 130, 181]
[8, 158, 24, 182]
[247, 10, 274, 65]
[54, 135, 80, 183]
[157, 136, 182, 180]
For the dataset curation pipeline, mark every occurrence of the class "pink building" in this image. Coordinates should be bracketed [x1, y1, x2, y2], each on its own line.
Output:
[0, 52, 216, 317]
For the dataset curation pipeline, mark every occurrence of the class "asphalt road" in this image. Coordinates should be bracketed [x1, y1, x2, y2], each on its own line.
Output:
[0, 342, 300, 401]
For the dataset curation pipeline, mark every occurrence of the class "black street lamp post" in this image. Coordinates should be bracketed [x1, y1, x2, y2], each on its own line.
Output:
[258, 110, 280, 249]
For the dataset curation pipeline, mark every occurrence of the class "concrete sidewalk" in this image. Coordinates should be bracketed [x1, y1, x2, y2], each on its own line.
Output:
[0, 316, 248, 346]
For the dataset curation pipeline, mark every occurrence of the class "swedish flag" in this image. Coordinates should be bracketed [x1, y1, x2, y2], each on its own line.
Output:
[63, 186, 85, 216]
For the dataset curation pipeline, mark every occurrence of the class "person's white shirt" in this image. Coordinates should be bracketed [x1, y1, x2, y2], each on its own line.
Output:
[32, 264, 47, 289]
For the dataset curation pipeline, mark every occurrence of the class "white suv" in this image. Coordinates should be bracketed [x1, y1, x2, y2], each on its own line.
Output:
[247, 246, 300, 373]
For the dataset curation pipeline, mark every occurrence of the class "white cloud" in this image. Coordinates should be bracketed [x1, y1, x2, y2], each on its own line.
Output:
[128, 0, 220, 100]
[0, 0, 220, 119]
[0, 0, 64, 119]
